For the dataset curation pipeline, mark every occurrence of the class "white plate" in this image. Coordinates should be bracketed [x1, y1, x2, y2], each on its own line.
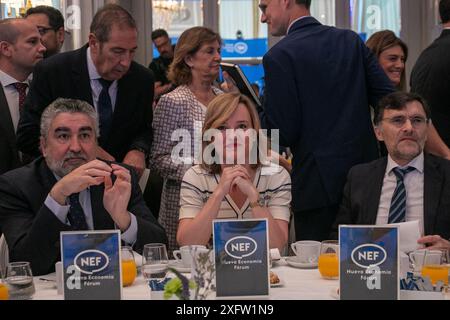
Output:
[168, 260, 191, 273]
[285, 257, 318, 269]
[270, 278, 284, 288]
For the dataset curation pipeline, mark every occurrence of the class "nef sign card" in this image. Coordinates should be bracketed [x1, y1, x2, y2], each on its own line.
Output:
[339, 225, 399, 300]
[213, 219, 269, 299]
[61, 230, 122, 300]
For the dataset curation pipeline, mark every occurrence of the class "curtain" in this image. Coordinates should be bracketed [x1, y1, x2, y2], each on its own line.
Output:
[311, 0, 336, 26]
[351, 0, 401, 38]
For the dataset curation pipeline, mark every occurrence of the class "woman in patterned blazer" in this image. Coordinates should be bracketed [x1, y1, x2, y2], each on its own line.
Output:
[150, 27, 223, 253]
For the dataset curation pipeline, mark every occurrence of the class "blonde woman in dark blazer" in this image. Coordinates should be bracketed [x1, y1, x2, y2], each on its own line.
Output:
[150, 27, 223, 253]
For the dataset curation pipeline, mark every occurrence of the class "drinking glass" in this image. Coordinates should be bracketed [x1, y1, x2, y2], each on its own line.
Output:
[5, 262, 35, 300]
[420, 250, 448, 285]
[318, 240, 339, 280]
[142, 243, 169, 282]
[121, 246, 137, 287]
[0, 280, 9, 300]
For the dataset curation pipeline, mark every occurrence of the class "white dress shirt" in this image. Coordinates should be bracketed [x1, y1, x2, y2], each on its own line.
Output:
[0, 70, 31, 132]
[287, 15, 311, 35]
[376, 153, 425, 235]
[86, 47, 118, 111]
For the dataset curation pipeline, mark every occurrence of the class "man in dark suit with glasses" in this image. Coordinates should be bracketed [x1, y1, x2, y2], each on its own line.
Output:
[26, 5, 65, 58]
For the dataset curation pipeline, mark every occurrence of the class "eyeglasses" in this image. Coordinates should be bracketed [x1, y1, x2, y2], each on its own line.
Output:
[382, 116, 429, 128]
[38, 27, 55, 36]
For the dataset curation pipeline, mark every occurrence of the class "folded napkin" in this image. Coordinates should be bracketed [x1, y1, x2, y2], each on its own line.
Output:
[381, 220, 421, 253]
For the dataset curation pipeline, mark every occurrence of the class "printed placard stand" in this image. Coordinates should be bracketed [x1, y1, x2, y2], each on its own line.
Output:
[213, 219, 269, 299]
[339, 225, 399, 300]
[60, 230, 122, 300]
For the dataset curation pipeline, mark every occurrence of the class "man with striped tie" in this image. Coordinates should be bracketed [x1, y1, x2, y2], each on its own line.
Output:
[331, 92, 450, 247]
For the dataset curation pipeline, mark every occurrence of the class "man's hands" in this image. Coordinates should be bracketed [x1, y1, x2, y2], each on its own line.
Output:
[49, 160, 133, 232]
[123, 149, 146, 178]
[418, 235, 450, 251]
[50, 160, 112, 205]
[103, 164, 132, 232]
[96, 146, 146, 178]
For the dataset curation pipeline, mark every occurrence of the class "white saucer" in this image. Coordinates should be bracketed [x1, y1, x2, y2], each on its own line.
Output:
[168, 260, 191, 273]
[285, 257, 318, 269]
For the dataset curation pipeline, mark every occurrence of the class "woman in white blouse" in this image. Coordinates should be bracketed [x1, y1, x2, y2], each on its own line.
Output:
[177, 93, 291, 251]
[150, 27, 223, 253]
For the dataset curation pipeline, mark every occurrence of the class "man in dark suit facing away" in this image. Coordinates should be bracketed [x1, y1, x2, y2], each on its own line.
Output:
[0, 98, 167, 276]
[17, 4, 154, 177]
[258, 0, 395, 241]
[258, 0, 450, 242]
[411, 0, 450, 148]
[332, 92, 450, 249]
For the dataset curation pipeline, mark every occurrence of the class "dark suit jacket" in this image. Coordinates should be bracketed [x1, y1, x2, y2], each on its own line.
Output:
[16, 45, 154, 161]
[331, 154, 450, 240]
[262, 17, 394, 212]
[411, 30, 450, 147]
[0, 157, 167, 276]
[0, 86, 21, 175]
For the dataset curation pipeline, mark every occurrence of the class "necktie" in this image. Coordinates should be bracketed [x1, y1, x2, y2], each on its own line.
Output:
[388, 166, 415, 224]
[13, 82, 28, 114]
[68, 193, 89, 231]
[97, 78, 114, 146]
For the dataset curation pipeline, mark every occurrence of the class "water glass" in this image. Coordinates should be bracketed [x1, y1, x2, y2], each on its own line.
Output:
[318, 240, 339, 280]
[121, 246, 137, 287]
[5, 262, 35, 300]
[142, 243, 169, 281]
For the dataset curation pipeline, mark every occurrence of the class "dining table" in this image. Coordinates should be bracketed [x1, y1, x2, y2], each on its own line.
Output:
[33, 258, 339, 300]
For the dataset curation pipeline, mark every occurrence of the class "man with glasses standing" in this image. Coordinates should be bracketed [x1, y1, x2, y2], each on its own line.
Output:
[26, 5, 65, 58]
[332, 92, 450, 244]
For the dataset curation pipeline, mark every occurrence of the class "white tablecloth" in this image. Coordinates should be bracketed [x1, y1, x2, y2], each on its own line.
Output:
[33, 259, 338, 300]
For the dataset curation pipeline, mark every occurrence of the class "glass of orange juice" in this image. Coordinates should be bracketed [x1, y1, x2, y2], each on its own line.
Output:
[421, 250, 448, 285]
[318, 240, 339, 280]
[0, 281, 9, 300]
[422, 265, 448, 285]
[121, 246, 137, 287]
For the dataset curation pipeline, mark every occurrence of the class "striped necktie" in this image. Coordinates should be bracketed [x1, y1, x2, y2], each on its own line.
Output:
[388, 166, 415, 224]
[68, 193, 88, 230]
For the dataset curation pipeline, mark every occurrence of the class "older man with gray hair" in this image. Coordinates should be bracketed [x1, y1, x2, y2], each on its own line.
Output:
[0, 98, 166, 276]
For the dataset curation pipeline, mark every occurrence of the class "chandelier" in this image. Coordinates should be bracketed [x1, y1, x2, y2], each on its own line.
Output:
[153, 0, 187, 30]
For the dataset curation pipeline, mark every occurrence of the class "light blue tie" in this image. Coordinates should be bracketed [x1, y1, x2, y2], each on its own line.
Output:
[388, 167, 415, 224]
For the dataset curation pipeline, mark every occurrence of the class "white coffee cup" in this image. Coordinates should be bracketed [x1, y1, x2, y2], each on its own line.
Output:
[173, 245, 207, 267]
[291, 240, 321, 264]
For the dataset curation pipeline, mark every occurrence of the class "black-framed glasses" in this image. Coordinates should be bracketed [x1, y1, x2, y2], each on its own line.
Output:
[38, 27, 55, 36]
[382, 116, 429, 128]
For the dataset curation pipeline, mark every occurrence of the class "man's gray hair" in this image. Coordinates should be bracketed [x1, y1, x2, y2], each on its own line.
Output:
[40, 98, 99, 139]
